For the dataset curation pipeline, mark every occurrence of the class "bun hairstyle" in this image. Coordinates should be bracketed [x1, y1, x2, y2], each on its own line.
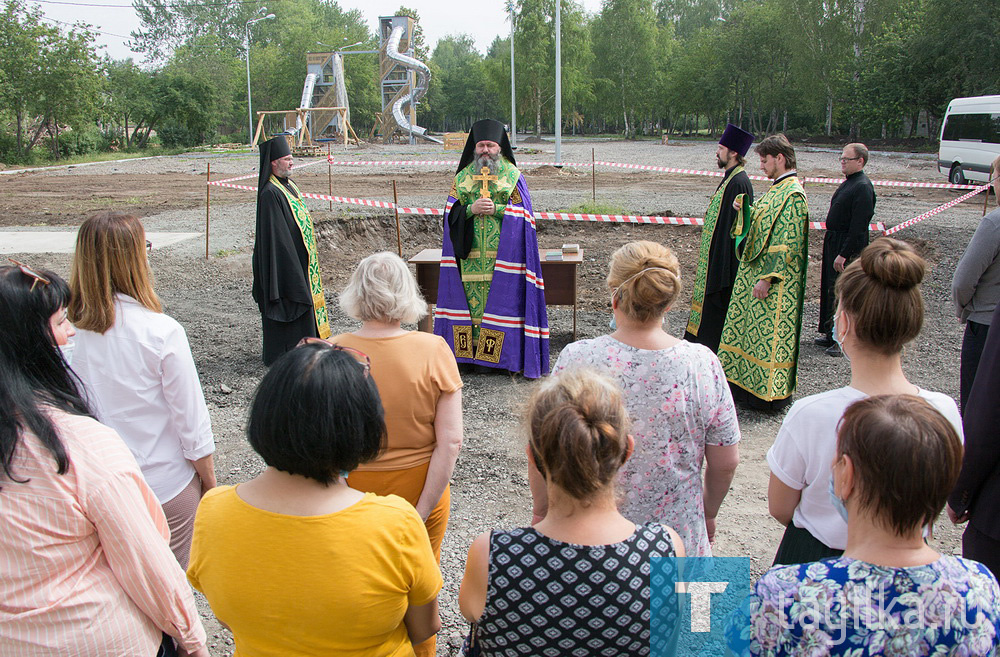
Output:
[607, 241, 682, 323]
[837, 395, 962, 536]
[835, 238, 925, 355]
[526, 369, 630, 502]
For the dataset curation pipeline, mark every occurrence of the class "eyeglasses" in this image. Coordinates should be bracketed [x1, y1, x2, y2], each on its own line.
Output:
[8, 258, 51, 291]
[146, 240, 152, 254]
[296, 337, 371, 377]
[839, 157, 862, 163]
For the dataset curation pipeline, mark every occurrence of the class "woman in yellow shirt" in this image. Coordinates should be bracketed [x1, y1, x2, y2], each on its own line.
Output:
[331, 252, 463, 657]
[187, 342, 442, 657]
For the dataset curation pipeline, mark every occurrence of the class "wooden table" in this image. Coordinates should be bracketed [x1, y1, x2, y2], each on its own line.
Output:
[409, 248, 583, 339]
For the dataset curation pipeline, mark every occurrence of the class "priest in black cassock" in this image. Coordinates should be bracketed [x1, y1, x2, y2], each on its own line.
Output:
[685, 124, 755, 352]
[251, 136, 331, 365]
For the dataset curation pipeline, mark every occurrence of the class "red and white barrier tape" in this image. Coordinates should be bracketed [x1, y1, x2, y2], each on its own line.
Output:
[882, 181, 991, 236]
[211, 157, 328, 185]
[206, 179, 890, 229]
[321, 154, 980, 190]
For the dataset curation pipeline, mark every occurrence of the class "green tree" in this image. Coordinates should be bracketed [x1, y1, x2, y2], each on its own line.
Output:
[592, 0, 658, 136]
[0, 0, 101, 160]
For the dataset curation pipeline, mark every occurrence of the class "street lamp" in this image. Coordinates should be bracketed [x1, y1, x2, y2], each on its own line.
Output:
[246, 9, 275, 148]
[509, 2, 516, 149]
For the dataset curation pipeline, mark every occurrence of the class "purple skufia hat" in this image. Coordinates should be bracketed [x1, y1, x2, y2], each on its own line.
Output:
[719, 124, 755, 157]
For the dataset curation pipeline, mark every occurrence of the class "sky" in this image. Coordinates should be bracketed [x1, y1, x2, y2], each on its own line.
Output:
[38, 0, 604, 62]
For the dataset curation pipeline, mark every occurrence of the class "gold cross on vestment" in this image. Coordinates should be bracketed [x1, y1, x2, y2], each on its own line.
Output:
[471, 166, 498, 199]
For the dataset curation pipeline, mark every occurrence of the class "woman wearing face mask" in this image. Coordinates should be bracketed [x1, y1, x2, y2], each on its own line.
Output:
[69, 212, 216, 568]
[767, 238, 963, 565]
[728, 395, 999, 656]
[0, 262, 209, 657]
[550, 241, 740, 557]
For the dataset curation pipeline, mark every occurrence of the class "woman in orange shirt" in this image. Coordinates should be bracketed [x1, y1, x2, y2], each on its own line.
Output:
[331, 252, 463, 657]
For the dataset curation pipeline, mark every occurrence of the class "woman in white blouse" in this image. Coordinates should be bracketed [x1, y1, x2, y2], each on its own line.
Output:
[70, 212, 216, 568]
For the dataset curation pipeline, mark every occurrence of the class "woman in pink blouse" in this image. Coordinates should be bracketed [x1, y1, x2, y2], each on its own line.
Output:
[0, 263, 207, 657]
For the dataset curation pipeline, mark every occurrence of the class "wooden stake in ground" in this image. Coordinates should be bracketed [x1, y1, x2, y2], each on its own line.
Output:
[328, 144, 333, 212]
[392, 180, 402, 257]
[592, 148, 596, 201]
[205, 162, 211, 260]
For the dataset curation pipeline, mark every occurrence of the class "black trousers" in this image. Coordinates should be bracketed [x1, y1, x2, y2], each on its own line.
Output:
[684, 287, 733, 354]
[963, 523, 1000, 583]
[818, 232, 848, 336]
[960, 320, 991, 413]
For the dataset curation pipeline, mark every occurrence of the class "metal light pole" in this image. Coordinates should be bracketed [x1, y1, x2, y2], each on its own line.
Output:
[246, 9, 275, 148]
[509, 3, 517, 149]
[554, 0, 561, 165]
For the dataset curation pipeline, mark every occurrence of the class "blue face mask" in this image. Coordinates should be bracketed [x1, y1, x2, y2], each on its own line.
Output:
[828, 477, 849, 523]
[832, 310, 851, 362]
[59, 337, 75, 366]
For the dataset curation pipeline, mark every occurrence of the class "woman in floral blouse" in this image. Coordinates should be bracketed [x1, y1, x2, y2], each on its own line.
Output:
[548, 240, 740, 557]
[727, 395, 1000, 656]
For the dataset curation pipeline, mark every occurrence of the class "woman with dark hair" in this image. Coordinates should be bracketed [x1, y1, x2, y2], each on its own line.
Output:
[728, 395, 1000, 655]
[187, 342, 442, 657]
[0, 263, 208, 657]
[551, 240, 740, 557]
[70, 211, 216, 568]
[459, 368, 684, 656]
[767, 238, 963, 565]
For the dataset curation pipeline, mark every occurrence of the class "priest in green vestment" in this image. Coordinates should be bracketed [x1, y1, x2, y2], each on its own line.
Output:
[435, 120, 549, 377]
[718, 134, 809, 411]
[685, 124, 755, 352]
[252, 137, 331, 366]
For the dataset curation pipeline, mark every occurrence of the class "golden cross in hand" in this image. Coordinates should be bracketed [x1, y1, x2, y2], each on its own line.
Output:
[471, 166, 498, 199]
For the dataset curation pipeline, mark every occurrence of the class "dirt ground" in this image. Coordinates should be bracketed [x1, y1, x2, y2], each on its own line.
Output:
[2, 138, 992, 655]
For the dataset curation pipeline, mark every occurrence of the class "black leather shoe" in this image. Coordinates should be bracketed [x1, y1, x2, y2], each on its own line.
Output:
[825, 343, 843, 357]
[814, 334, 834, 347]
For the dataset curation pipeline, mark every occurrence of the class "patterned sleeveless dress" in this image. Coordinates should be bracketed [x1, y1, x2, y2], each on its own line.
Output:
[476, 524, 679, 656]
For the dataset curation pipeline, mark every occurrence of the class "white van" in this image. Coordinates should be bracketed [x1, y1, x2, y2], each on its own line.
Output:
[938, 95, 1000, 185]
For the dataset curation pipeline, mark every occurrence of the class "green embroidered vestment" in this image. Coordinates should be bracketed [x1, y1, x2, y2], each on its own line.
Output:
[718, 176, 808, 402]
[686, 165, 746, 337]
[453, 159, 520, 342]
[270, 175, 331, 339]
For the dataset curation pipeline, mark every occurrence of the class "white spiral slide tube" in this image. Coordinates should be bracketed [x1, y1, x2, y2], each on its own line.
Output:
[385, 25, 442, 143]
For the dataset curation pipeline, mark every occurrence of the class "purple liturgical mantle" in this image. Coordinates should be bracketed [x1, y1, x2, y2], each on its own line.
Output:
[434, 175, 550, 378]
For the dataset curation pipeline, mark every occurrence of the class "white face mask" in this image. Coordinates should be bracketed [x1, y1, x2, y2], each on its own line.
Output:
[833, 310, 851, 362]
[59, 336, 75, 366]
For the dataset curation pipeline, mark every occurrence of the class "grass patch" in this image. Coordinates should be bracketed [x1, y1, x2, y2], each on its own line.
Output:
[566, 200, 626, 215]
[7, 147, 191, 170]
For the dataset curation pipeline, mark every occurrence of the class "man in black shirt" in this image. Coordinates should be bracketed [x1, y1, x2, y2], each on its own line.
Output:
[816, 143, 876, 356]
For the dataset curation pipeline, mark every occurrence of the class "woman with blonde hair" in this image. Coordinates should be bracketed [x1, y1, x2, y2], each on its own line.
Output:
[460, 368, 683, 655]
[329, 251, 462, 657]
[551, 240, 740, 557]
[767, 238, 962, 564]
[70, 211, 216, 568]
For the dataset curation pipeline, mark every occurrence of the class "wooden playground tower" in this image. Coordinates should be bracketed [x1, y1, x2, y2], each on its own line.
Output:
[252, 106, 359, 156]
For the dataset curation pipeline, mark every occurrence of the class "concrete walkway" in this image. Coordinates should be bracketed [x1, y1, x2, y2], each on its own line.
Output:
[0, 230, 202, 254]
